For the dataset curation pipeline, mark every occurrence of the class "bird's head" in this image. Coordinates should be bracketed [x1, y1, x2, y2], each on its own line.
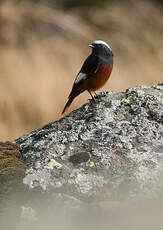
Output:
[89, 40, 113, 58]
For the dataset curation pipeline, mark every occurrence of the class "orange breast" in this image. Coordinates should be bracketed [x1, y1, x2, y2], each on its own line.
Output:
[87, 63, 112, 91]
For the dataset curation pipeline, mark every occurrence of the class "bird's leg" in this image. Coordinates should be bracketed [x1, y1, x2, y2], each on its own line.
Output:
[88, 89, 94, 100]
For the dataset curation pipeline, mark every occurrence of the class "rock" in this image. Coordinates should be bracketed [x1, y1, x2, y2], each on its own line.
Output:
[13, 84, 163, 202]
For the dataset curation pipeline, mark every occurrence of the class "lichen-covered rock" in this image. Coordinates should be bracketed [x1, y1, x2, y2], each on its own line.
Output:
[14, 84, 163, 201]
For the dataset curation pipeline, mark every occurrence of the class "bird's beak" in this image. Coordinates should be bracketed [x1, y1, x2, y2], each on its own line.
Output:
[89, 44, 94, 48]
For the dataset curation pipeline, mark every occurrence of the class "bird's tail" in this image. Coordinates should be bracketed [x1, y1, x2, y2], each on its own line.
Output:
[62, 96, 74, 114]
[62, 87, 84, 114]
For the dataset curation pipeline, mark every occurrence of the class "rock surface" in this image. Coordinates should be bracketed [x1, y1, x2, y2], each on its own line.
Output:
[14, 84, 163, 202]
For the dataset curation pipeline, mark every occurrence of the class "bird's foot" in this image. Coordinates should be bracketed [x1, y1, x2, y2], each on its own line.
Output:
[88, 90, 100, 103]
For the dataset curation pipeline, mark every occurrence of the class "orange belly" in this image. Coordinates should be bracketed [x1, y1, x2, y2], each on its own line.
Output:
[87, 64, 112, 91]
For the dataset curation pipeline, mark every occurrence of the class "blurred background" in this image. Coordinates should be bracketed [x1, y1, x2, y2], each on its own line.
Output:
[0, 0, 162, 140]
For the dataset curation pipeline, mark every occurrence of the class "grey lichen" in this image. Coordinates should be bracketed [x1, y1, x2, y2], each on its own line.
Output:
[14, 84, 163, 201]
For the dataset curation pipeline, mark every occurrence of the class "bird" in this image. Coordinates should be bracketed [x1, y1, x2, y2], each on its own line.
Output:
[62, 40, 114, 114]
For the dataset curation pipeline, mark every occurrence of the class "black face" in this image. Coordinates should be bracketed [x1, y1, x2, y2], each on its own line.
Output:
[89, 41, 113, 57]
[89, 40, 113, 66]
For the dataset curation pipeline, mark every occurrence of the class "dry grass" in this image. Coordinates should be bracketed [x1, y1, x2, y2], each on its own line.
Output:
[0, 0, 162, 140]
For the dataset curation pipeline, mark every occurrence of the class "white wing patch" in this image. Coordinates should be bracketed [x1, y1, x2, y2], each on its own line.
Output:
[74, 72, 87, 84]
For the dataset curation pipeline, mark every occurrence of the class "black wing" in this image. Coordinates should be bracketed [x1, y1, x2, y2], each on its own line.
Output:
[69, 54, 99, 97]
[80, 54, 99, 74]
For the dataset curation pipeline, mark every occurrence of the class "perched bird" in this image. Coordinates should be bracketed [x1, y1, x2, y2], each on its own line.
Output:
[62, 40, 113, 114]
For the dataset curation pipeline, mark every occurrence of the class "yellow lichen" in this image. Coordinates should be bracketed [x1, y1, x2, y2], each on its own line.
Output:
[44, 159, 62, 169]
[89, 161, 95, 167]
[25, 168, 33, 174]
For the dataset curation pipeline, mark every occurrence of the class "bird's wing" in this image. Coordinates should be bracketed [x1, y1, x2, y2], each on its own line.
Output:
[69, 54, 99, 97]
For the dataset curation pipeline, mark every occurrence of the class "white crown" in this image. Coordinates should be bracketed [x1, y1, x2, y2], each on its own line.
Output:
[93, 40, 111, 50]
